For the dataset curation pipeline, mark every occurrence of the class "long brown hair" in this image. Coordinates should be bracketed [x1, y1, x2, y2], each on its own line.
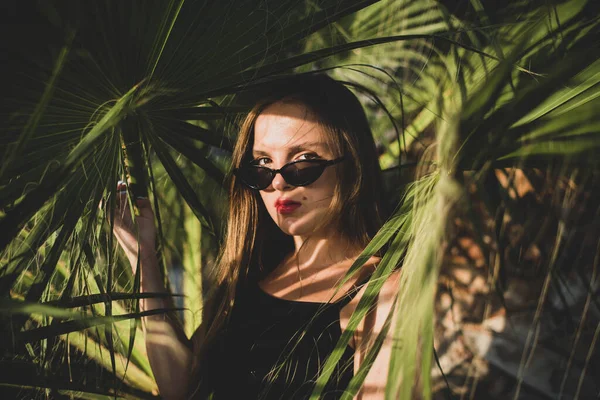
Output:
[190, 73, 385, 393]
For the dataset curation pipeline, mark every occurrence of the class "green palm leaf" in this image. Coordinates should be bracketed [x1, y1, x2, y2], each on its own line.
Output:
[2, 0, 599, 398]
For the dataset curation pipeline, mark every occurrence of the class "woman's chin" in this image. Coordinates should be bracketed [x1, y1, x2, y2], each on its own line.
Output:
[274, 213, 331, 238]
[277, 222, 308, 237]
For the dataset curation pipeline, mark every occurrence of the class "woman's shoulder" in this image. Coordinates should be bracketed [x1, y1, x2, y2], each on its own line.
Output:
[343, 256, 400, 309]
[339, 259, 401, 341]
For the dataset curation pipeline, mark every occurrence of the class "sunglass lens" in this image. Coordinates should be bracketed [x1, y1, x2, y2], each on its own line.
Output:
[282, 161, 325, 186]
[239, 166, 273, 189]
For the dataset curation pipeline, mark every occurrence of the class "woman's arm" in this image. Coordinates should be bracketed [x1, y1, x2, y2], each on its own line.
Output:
[346, 270, 401, 399]
[110, 184, 193, 399]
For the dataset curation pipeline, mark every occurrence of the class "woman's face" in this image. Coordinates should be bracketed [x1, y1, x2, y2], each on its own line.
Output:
[252, 100, 339, 238]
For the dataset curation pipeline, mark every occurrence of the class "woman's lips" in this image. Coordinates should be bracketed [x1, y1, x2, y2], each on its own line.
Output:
[275, 199, 301, 214]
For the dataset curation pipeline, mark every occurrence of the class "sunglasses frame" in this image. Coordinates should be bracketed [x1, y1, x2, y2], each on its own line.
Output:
[234, 156, 345, 190]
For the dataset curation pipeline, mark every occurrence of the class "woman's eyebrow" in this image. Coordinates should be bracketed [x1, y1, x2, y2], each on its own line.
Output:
[287, 142, 328, 154]
[252, 142, 328, 156]
[252, 149, 271, 157]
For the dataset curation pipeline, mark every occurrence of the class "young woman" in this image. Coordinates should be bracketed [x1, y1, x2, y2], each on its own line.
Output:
[112, 74, 401, 399]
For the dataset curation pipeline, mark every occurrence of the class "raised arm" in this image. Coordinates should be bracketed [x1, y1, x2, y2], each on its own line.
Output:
[110, 182, 193, 399]
[345, 270, 401, 399]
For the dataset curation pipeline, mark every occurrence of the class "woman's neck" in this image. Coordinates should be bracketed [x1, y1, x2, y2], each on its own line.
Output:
[291, 233, 361, 271]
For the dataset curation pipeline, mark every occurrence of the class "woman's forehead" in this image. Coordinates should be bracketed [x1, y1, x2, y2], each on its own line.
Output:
[253, 101, 332, 153]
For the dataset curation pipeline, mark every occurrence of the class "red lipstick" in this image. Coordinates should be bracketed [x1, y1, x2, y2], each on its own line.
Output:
[275, 198, 301, 214]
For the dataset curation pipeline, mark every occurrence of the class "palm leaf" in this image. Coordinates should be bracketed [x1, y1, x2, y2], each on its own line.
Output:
[3, 0, 600, 398]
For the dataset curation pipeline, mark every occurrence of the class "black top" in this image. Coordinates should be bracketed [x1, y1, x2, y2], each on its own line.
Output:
[208, 279, 365, 399]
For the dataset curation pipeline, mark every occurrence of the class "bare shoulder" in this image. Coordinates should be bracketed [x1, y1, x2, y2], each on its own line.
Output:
[339, 258, 401, 344]
[342, 266, 401, 315]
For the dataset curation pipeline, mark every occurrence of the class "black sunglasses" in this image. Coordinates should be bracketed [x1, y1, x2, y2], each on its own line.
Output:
[234, 157, 345, 190]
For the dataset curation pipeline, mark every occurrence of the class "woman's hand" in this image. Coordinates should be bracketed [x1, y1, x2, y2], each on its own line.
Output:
[106, 181, 193, 399]
[110, 181, 156, 269]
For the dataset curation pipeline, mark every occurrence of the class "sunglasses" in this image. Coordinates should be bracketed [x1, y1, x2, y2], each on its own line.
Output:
[234, 157, 345, 190]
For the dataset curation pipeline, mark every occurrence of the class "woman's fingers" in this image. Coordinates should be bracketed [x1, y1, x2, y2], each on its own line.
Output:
[112, 181, 155, 227]
[117, 180, 127, 191]
[135, 197, 149, 206]
[106, 181, 157, 254]
[116, 181, 128, 206]
[104, 181, 133, 230]
[115, 181, 151, 210]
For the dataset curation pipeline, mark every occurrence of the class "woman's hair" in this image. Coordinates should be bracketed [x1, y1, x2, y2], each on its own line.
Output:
[191, 73, 385, 388]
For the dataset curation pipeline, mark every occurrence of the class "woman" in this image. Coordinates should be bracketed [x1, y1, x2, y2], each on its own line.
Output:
[112, 74, 401, 399]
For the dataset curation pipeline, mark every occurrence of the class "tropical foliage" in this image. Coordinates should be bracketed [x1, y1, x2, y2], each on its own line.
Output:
[1, 0, 599, 399]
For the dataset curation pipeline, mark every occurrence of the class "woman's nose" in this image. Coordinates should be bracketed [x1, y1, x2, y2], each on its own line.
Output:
[271, 171, 292, 191]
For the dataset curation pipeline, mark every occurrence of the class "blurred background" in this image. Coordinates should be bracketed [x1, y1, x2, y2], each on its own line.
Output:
[1, 0, 599, 398]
